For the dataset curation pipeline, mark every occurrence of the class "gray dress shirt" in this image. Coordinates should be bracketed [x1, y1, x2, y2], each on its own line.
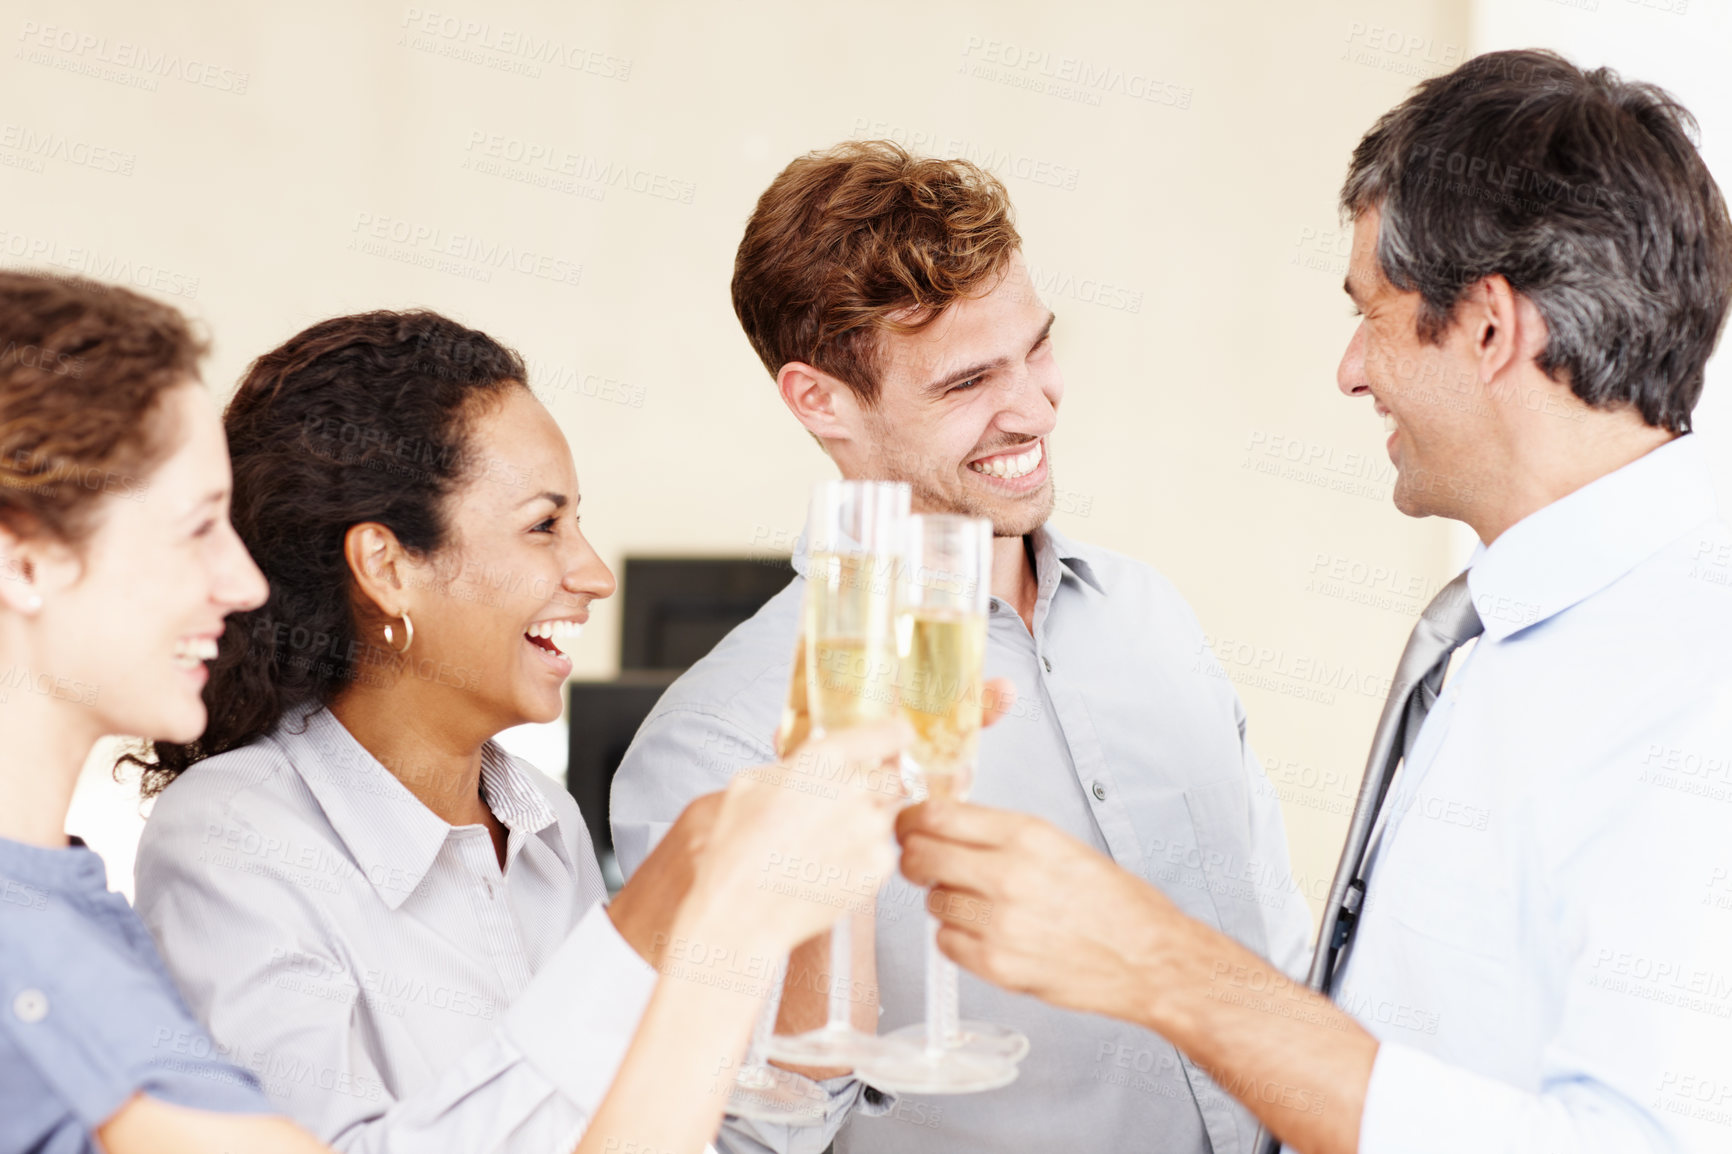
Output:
[134, 704, 659, 1153]
[611, 524, 1312, 1154]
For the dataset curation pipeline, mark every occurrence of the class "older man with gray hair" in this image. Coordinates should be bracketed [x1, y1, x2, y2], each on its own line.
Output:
[901, 48, 1732, 1154]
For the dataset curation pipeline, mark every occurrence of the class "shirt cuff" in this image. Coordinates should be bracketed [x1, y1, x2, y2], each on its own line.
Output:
[720, 1075, 883, 1154]
[854, 1080, 898, 1117]
[1359, 1042, 1528, 1154]
[504, 900, 658, 1117]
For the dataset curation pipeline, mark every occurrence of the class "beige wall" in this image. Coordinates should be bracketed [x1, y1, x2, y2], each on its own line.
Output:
[1471, 2, 1732, 504]
[10, 0, 1478, 909]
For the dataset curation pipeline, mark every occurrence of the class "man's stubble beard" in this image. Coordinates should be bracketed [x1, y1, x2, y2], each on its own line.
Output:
[893, 460, 1056, 539]
[858, 412, 1055, 536]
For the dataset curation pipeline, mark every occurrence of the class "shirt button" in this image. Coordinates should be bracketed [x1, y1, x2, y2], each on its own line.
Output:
[1042, 656, 1052, 673]
[12, 989, 48, 1023]
[989, 602, 999, 614]
[483, 880, 496, 900]
[1092, 782, 1107, 802]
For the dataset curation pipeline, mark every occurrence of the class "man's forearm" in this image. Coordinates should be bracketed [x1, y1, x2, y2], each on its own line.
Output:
[1126, 912, 1376, 1154]
[899, 801, 1377, 1153]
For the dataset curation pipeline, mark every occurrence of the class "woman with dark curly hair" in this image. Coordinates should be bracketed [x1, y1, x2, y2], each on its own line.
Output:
[129, 308, 909, 1154]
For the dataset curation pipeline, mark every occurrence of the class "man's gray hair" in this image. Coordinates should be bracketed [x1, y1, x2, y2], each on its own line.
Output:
[1342, 48, 1732, 434]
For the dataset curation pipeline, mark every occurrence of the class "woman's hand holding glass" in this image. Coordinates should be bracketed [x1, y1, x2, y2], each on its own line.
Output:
[687, 721, 911, 955]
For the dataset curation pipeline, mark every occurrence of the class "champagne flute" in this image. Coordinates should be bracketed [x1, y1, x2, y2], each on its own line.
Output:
[724, 959, 829, 1124]
[722, 633, 829, 1125]
[855, 514, 1027, 1094]
[761, 479, 909, 1069]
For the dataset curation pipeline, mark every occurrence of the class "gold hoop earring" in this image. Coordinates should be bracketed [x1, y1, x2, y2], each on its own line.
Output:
[383, 612, 414, 655]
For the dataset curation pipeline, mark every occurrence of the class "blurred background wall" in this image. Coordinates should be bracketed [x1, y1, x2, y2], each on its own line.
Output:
[8, 0, 1725, 915]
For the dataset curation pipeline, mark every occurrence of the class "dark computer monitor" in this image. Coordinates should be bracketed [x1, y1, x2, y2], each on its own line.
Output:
[616, 556, 794, 671]
[565, 670, 680, 859]
[568, 556, 795, 858]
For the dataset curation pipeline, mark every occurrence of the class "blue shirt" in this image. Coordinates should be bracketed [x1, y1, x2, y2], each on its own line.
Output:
[0, 835, 270, 1153]
[612, 524, 1312, 1154]
[1330, 434, 1732, 1153]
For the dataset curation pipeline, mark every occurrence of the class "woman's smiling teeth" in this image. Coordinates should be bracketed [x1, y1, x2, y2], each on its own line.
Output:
[525, 619, 584, 656]
[970, 440, 1043, 480]
[173, 637, 218, 668]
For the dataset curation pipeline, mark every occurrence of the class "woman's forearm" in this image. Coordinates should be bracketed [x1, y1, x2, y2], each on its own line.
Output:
[575, 910, 779, 1154]
[96, 1096, 332, 1154]
[773, 907, 879, 1080]
[577, 723, 908, 1153]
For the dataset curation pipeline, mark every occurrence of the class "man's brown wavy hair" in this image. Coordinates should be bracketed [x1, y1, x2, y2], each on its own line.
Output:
[731, 140, 1021, 405]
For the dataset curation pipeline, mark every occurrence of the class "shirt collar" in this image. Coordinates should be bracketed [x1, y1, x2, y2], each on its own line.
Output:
[0, 834, 109, 895]
[1467, 434, 1719, 642]
[1036, 523, 1107, 595]
[278, 705, 555, 909]
[478, 743, 560, 838]
[788, 521, 1106, 596]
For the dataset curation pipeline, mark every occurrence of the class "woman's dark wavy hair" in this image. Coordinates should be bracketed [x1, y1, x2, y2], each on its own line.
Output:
[134, 310, 525, 797]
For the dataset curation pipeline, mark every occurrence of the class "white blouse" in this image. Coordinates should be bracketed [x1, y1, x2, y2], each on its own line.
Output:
[134, 704, 657, 1153]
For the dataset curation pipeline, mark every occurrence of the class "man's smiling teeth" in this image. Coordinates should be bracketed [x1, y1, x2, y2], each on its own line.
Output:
[969, 441, 1043, 480]
[526, 619, 583, 655]
[173, 637, 218, 668]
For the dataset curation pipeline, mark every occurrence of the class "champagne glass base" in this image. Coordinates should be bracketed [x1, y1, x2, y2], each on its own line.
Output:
[883, 1020, 1030, 1064]
[726, 1063, 829, 1125]
[854, 1034, 1021, 1096]
[761, 1024, 898, 1069]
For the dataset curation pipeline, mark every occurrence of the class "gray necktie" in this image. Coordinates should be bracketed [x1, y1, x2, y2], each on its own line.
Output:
[1254, 570, 1482, 1154]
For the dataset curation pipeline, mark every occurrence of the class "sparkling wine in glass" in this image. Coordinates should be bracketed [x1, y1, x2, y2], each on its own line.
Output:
[761, 480, 909, 1070]
[856, 513, 1027, 1095]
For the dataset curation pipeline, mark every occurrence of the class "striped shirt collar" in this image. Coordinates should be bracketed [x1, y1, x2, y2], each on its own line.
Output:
[477, 742, 560, 836]
[277, 704, 559, 909]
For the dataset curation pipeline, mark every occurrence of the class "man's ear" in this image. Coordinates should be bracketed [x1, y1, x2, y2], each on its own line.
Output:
[1470, 274, 1542, 384]
[342, 522, 412, 623]
[776, 361, 864, 445]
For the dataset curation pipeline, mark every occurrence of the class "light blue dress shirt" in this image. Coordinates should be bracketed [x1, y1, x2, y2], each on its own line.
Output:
[612, 524, 1312, 1154]
[0, 835, 270, 1154]
[1329, 434, 1732, 1153]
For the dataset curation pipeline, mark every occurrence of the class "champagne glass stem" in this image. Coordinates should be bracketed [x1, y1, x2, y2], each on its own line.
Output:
[826, 918, 853, 1029]
[744, 956, 788, 1065]
[924, 910, 961, 1055]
